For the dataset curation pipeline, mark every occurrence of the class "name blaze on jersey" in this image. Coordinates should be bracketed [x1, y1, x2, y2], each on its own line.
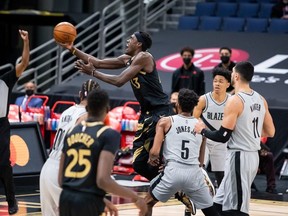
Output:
[202, 92, 230, 145]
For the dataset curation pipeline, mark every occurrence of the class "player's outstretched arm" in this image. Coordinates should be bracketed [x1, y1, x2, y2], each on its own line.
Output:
[148, 117, 170, 166]
[75, 53, 147, 87]
[16, 30, 30, 78]
[193, 95, 206, 118]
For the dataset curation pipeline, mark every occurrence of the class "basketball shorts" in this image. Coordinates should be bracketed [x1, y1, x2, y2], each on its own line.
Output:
[0, 118, 11, 166]
[214, 150, 259, 214]
[204, 141, 227, 171]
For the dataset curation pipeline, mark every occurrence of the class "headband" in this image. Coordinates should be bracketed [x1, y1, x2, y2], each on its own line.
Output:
[134, 32, 147, 51]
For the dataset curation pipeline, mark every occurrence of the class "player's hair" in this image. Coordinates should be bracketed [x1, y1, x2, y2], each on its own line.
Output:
[87, 89, 109, 116]
[135, 31, 152, 51]
[212, 67, 231, 83]
[219, 47, 232, 54]
[178, 88, 199, 113]
[180, 47, 195, 56]
[80, 79, 100, 99]
[234, 61, 254, 82]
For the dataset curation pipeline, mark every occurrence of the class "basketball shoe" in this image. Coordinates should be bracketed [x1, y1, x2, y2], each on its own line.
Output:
[175, 191, 196, 215]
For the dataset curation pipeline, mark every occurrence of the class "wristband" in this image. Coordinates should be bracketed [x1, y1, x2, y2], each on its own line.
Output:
[91, 69, 96, 77]
[71, 48, 76, 55]
[201, 128, 206, 136]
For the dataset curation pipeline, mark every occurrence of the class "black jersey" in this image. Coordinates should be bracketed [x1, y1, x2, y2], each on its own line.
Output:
[61, 121, 120, 196]
[129, 59, 169, 113]
[0, 69, 18, 119]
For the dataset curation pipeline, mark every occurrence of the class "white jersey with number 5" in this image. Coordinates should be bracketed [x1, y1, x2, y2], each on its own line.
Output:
[49, 104, 86, 160]
[163, 114, 202, 165]
[228, 91, 265, 151]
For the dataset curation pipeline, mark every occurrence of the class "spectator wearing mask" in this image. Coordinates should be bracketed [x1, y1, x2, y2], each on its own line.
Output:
[15, 82, 43, 111]
[214, 47, 235, 94]
[271, 0, 288, 19]
[171, 47, 205, 96]
[170, 91, 179, 114]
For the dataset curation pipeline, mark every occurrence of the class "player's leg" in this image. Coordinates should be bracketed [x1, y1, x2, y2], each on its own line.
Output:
[0, 122, 18, 215]
[209, 142, 227, 186]
[40, 158, 62, 216]
[132, 113, 161, 180]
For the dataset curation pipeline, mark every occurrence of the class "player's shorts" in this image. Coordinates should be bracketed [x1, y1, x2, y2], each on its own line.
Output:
[205, 141, 227, 171]
[0, 118, 11, 166]
[150, 161, 213, 209]
[132, 105, 172, 180]
[214, 150, 259, 214]
[59, 189, 105, 216]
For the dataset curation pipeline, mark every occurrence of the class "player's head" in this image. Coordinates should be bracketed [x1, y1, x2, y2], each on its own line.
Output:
[79, 79, 100, 101]
[212, 68, 231, 92]
[232, 61, 254, 86]
[177, 88, 199, 113]
[134, 31, 152, 51]
[87, 89, 109, 118]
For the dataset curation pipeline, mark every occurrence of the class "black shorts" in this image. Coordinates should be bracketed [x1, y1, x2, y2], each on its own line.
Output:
[59, 189, 105, 216]
[0, 118, 11, 166]
[132, 105, 172, 180]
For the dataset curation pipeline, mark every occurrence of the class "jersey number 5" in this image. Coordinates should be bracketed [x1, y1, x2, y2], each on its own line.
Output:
[181, 140, 190, 159]
[65, 149, 91, 178]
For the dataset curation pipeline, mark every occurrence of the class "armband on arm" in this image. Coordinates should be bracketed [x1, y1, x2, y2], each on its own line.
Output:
[201, 126, 232, 143]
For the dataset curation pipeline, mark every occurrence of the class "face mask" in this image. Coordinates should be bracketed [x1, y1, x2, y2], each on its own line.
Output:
[25, 89, 34, 96]
[221, 56, 230, 64]
[183, 58, 191, 65]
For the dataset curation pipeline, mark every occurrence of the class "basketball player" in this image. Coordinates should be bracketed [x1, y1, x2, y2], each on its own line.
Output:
[193, 68, 231, 186]
[59, 31, 193, 214]
[0, 30, 29, 215]
[58, 89, 147, 216]
[146, 89, 219, 216]
[39, 79, 118, 216]
[194, 61, 275, 215]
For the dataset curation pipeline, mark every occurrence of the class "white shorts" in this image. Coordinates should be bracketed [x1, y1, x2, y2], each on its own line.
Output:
[214, 150, 259, 214]
[204, 141, 227, 171]
[40, 158, 62, 216]
[150, 162, 213, 209]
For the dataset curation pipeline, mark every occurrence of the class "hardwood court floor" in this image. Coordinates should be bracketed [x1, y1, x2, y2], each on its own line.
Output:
[117, 199, 288, 216]
[1, 174, 288, 215]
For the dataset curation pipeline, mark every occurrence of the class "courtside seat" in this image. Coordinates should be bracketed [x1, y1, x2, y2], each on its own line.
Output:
[237, 3, 260, 18]
[195, 2, 217, 16]
[215, 3, 238, 17]
[245, 18, 269, 32]
[198, 16, 222, 31]
[222, 17, 245, 32]
[258, 3, 274, 18]
[267, 19, 288, 33]
[178, 16, 199, 30]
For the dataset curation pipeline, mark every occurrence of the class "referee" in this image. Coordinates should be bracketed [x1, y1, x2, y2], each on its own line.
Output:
[0, 30, 29, 215]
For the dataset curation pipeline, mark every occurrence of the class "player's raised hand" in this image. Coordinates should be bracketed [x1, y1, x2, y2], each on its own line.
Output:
[56, 41, 74, 50]
[19, 30, 29, 41]
[75, 57, 96, 77]
[194, 119, 206, 134]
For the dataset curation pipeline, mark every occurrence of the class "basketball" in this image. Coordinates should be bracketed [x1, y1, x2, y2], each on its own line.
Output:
[53, 22, 77, 44]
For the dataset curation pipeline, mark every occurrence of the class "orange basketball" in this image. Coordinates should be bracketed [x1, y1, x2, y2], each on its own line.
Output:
[53, 22, 77, 44]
